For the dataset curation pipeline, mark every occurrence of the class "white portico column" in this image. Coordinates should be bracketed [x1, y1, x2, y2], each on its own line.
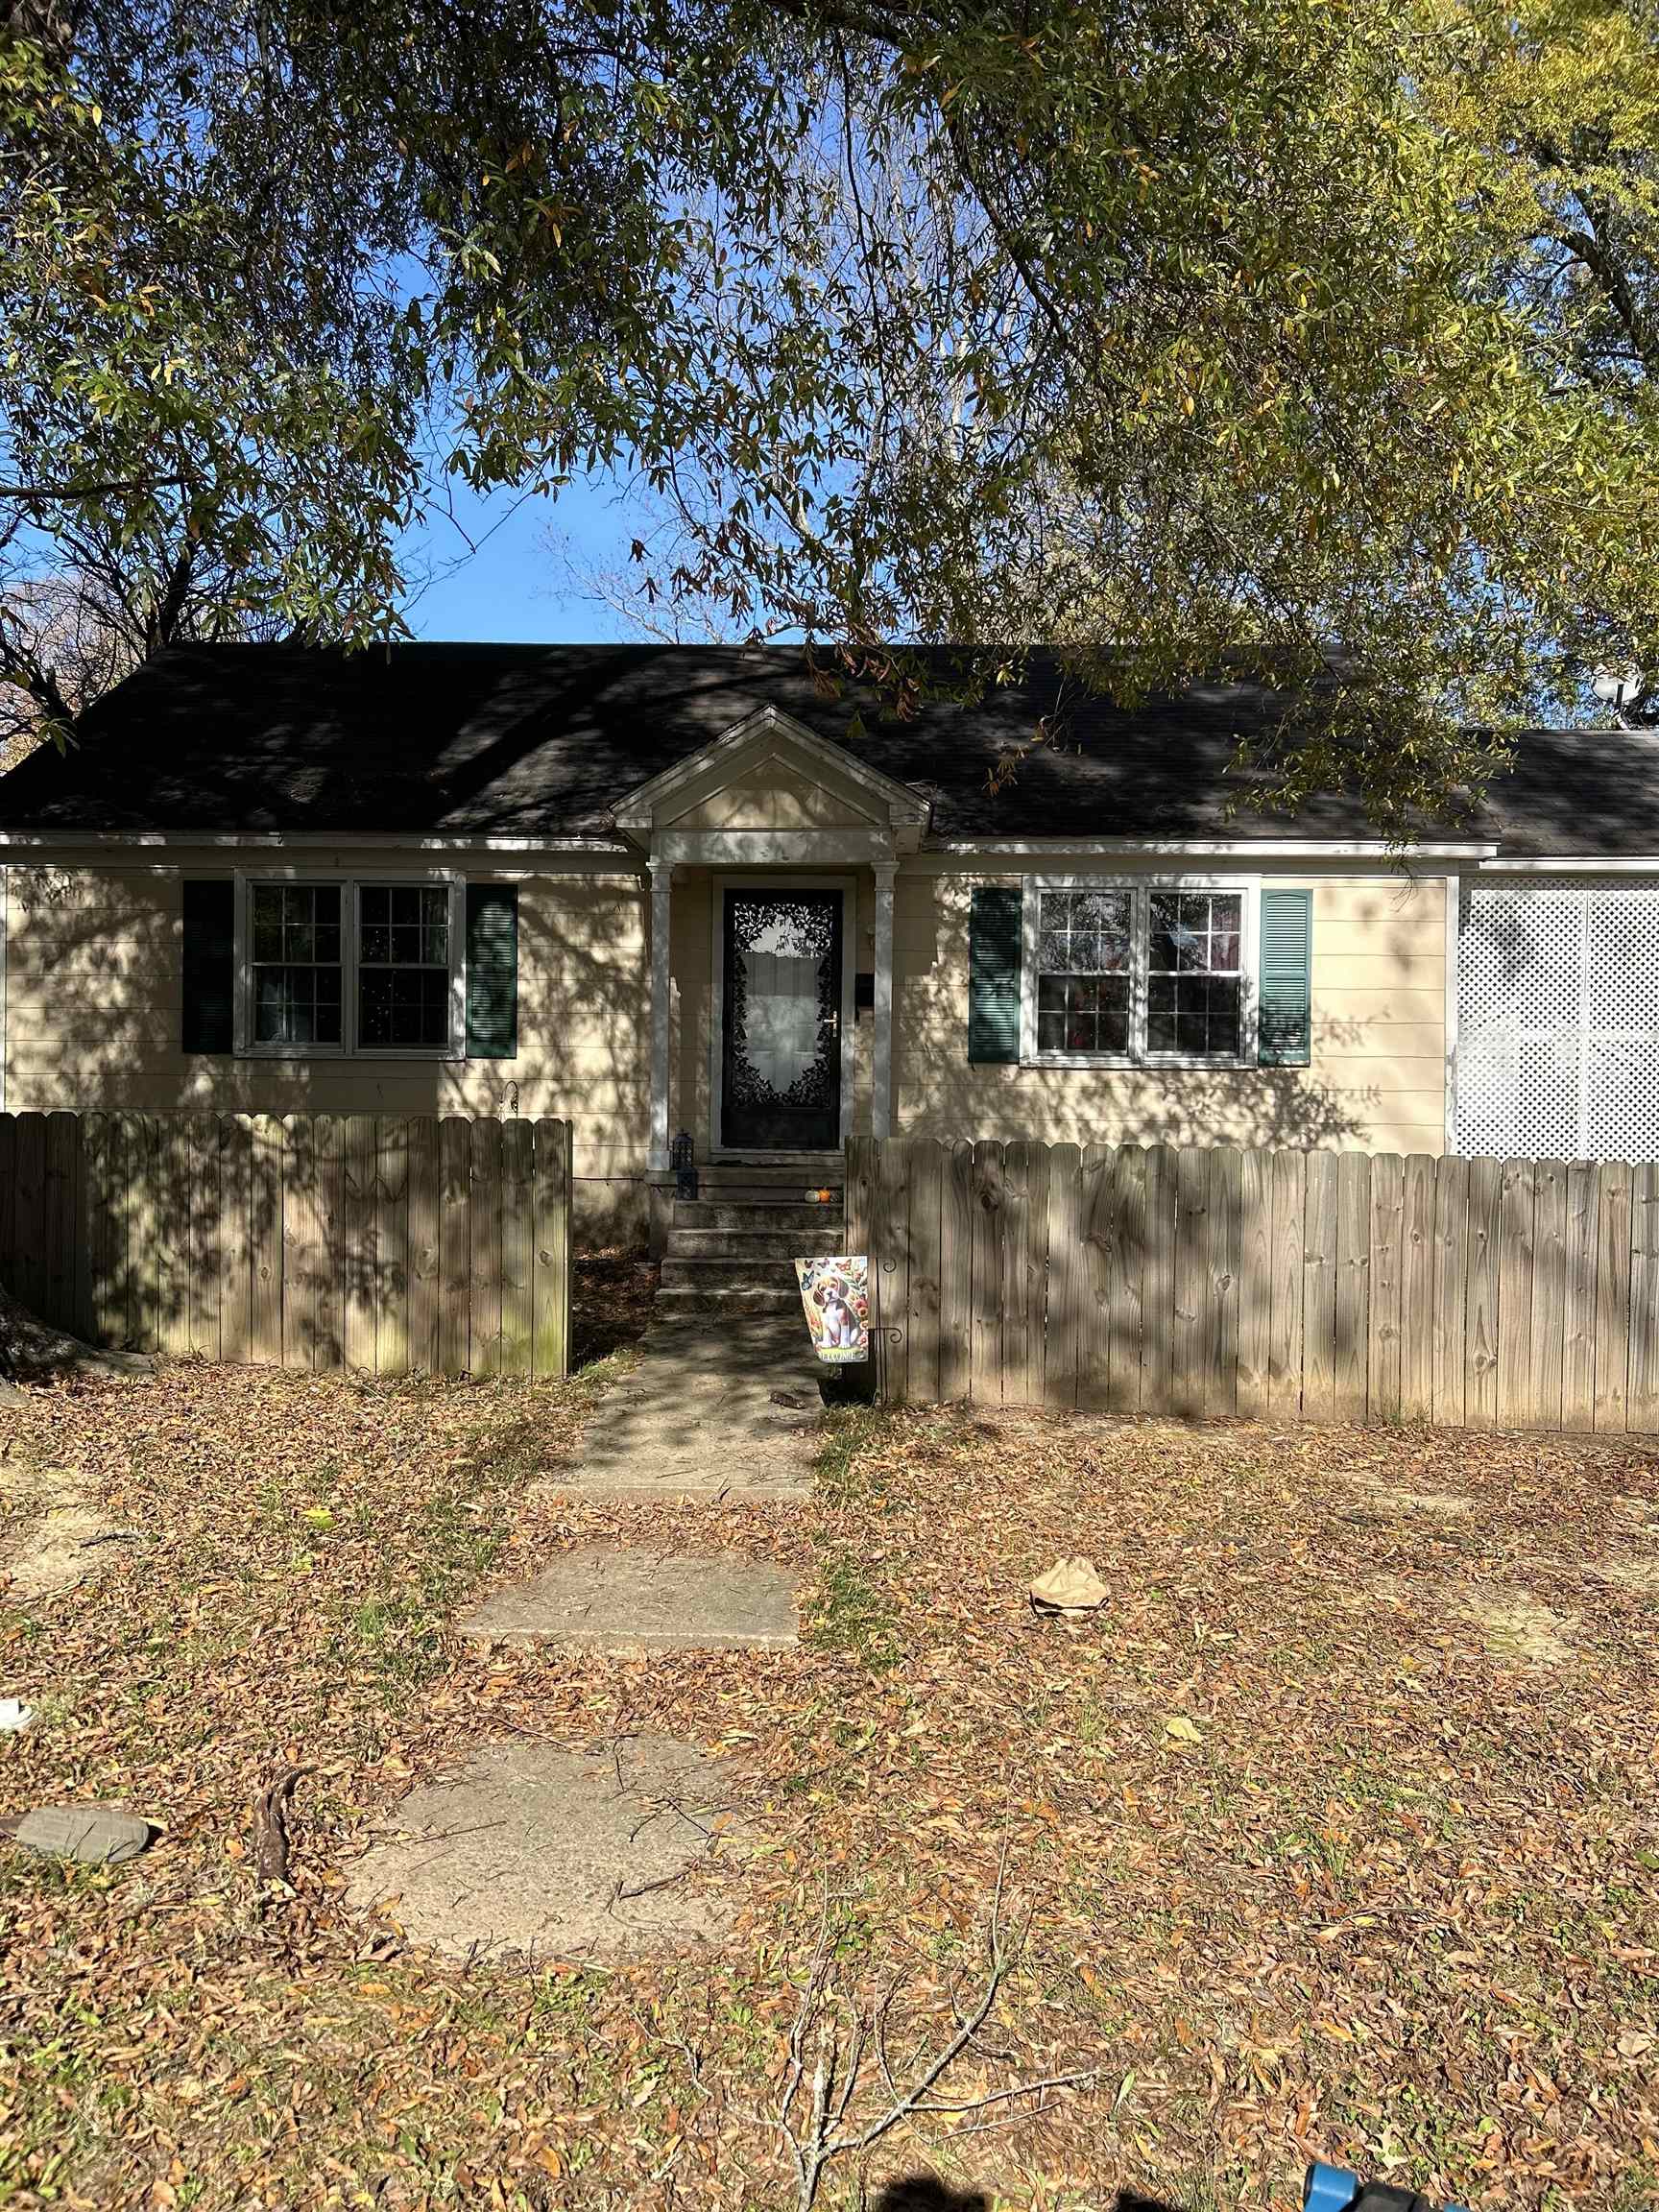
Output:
[872, 860, 897, 1140]
[648, 853, 671, 1172]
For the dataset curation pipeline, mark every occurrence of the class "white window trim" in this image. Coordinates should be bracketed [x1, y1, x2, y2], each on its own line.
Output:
[234, 871, 467, 1061]
[1019, 875, 1261, 1070]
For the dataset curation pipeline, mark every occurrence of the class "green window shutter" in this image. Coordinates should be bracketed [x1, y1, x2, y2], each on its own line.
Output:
[968, 883, 1023, 1063]
[181, 878, 235, 1053]
[466, 883, 518, 1058]
[1258, 887, 1312, 1067]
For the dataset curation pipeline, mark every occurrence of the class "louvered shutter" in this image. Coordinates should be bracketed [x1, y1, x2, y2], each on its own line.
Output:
[1258, 887, 1312, 1067]
[466, 884, 518, 1058]
[968, 884, 1023, 1063]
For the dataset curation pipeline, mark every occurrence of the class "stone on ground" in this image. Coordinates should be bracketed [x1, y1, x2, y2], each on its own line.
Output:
[462, 1545, 799, 1651]
[4, 1803, 153, 1863]
[346, 1738, 754, 1963]
[542, 1314, 824, 1499]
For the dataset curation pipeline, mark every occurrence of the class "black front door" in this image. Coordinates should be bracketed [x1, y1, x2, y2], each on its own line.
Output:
[720, 888, 844, 1151]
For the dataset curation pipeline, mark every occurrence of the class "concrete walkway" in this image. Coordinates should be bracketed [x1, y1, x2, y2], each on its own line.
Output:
[461, 1544, 800, 1652]
[541, 1313, 826, 1500]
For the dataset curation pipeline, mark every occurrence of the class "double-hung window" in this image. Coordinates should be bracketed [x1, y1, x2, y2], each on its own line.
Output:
[1022, 880, 1256, 1065]
[239, 877, 464, 1056]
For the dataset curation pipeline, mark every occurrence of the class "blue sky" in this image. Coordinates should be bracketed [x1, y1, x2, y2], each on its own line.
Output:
[396, 472, 647, 643]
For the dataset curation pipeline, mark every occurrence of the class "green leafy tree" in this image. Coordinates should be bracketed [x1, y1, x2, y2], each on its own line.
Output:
[4, 0, 1659, 823]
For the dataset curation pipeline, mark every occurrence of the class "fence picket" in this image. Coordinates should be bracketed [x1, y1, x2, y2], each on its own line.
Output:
[1173, 1146, 1208, 1420]
[469, 1117, 502, 1378]
[155, 1116, 192, 1357]
[217, 1116, 252, 1364]
[1044, 1142, 1082, 1408]
[1367, 1153, 1404, 1426]
[1595, 1161, 1633, 1432]
[1465, 1156, 1503, 1430]
[999, 1142, 1030, 1405]
[312, 1115, 345, 1371]
[939, 1139, 974, 1403]
[250, 1114, 284, 1365]
[1431, 1155, 1469, 1429]
[282, 1115, 319, 1371]
[1237, 1147, 1271, 1422]
[344, 1114, 377, 1373]
[1627, 1162, 1659, 1434]
[1527, 1161, 1568, 1432]
[408, 1117, 442, 1376]
[1334, 1151, 1370, 1425]
[188, 1114, 221, 1361]
[1267, 1150, 1305, 1422]
[532, 1118, 571, 1380]
[1205, 1145, 1241, 1418]
[906, 1138, 944, 1405]
[377, 1116, 413, 1377]
[1561, 1160, 1599, 1432]
[969, 1141, 1004, 1405]
[438, 1117, 471, 1376]
[1077, 1144, 1115, 1413]
[1141, 1144, 1178, 1416]
[1022, 1142, 1050, 1408]
[1400, 1154, 1435, 1425]
[1497, 1159, 1537, 1431]
[498, 1118, 533, 1378]
[1107, 1145, 1145, 1415]
[44, 1110, 78, 1335]
[876, 1135, 912, 1403]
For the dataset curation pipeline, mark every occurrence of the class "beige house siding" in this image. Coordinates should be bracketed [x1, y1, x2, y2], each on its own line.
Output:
[3, 855, 653, 1239]
[892, 863, 1449, 1158]
[0, 840, 1453, 1252]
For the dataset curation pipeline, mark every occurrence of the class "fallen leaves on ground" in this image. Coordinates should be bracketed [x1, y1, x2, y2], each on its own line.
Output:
[3, 1352, 1657, 2212]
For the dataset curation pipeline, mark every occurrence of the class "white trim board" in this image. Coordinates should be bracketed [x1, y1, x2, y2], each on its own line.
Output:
[613, 704, 929, 832]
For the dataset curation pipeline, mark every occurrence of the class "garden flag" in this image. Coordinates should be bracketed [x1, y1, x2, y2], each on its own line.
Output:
[795, 1256, 870, 1363]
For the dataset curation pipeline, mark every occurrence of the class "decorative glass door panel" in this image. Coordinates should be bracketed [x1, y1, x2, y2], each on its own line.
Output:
[720, 889, 843, 1150]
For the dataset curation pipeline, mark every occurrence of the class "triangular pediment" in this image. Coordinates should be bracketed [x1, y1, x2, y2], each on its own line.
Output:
[612, 706, 929, 837]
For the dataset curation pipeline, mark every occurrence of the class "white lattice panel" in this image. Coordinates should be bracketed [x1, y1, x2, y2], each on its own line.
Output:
[1457, 1034, 1582, 1160]
[1460, 886, 1583, 1036]
[1587, 891, 1659, 1033]
[1459, 879, 1659, 1161]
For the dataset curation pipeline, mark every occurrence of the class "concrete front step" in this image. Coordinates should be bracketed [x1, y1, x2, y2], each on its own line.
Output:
[667, 1227, 819, 1262]
[655, 1284, 802, 1315]
[690, 1159, 843, 1186]
[661, 1254, 802, 1290]
[673, 1201, 842, 1236]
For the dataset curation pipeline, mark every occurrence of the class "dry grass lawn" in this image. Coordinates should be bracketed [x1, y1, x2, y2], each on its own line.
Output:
[2, 1333, 1656, 2211]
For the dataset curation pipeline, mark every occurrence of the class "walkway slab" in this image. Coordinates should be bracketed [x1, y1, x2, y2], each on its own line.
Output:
[346, 1737, 753, 1963]
[461, 1545, 800, 1652]
[545, 1314, 825, 1499]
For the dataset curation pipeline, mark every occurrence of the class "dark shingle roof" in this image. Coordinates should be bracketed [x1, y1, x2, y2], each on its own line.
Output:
[0, 640, 1648, 853]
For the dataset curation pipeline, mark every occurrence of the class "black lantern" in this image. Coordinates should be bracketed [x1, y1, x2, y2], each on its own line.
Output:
[670, 1129, 698, 1199]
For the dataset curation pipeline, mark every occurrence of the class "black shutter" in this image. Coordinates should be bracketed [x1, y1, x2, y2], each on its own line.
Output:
[968, 884, 1023, 1063]
[466, 883, 518, 1059]
[181, 878, 235, 1053]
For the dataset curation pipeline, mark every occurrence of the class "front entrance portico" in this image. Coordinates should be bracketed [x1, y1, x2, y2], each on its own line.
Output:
[613, 707, 926, 1171]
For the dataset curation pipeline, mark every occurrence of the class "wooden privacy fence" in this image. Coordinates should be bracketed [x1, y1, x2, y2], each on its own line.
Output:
[846, 1137, 1659, 1434]
[0, 1112, 572, 1379]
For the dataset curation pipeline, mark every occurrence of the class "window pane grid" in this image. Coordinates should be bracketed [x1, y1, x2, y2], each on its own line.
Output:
[1145, 892, 1243, 1058]
[251, 884, 343, 1047]
[1032, 885, 1246, 1064]
[357, 883, 451, 1050]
